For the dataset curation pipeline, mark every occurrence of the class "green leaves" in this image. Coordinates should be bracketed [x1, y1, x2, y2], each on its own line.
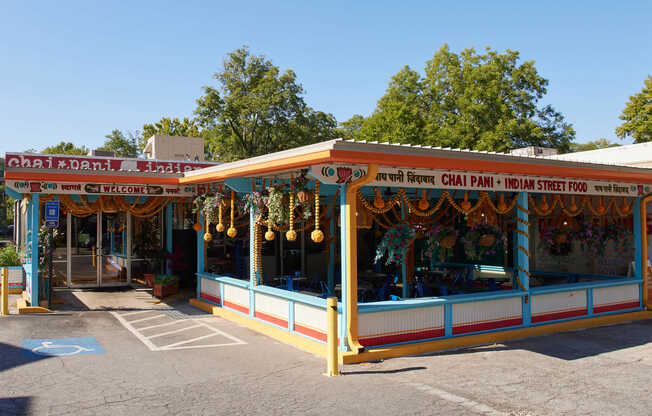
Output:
[100, 130, 139, 158]
[347, 44, 575, 153]
[41, 141, 89, 155]
[195, 46, 337, 161]
[616, 76, 652, 143]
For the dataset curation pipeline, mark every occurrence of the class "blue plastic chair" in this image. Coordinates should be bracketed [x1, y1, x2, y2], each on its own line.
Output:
[319, 281, 333, 299]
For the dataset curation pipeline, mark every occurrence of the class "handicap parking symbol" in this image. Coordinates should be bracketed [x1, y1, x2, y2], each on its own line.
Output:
[21, 337, 105, 357]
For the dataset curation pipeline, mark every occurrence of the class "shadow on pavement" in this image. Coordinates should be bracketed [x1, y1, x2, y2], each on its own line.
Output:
[0, 342, 52, 372]
[342, 366, 427, 375]
[0, 396, 33, 416]
[417, 319, 652, 361]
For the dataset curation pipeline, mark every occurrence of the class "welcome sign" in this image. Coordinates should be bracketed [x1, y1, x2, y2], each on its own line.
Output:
[311, 164, 648, 197]
[6, 180, 195, 196]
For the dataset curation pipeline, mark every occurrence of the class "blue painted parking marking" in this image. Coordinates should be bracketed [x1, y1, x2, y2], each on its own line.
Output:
[21, 337, 105, 357]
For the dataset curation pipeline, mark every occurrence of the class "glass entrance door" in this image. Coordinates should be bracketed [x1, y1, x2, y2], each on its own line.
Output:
[70, 214, 99, 286]
[99, 212, 128, 286]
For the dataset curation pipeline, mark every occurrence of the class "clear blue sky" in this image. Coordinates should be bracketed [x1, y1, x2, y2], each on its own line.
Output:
[1, 1, 650, 157]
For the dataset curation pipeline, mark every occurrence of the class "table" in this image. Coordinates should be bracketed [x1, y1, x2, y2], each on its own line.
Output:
[274, 275, 308, 291]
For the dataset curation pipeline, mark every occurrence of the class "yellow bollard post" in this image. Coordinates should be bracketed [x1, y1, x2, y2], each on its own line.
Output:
[1, 268, 8, 316]
[92, 245, 96, 267]
[326, 296, 339, 376]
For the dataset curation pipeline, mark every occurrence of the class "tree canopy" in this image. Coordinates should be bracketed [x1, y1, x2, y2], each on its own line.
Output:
[616, 76, 652, 143]
[41, 141, 89, 155]
[140, 117, 201, 150]
[195, 46, 337, 161]
[345, 45, 575, 153]
[569, 138, 620, 153]
[100, 129, 139, 157]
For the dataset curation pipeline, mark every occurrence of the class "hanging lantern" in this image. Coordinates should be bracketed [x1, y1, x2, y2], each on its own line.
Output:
[568, 196, 578, 212]
[203, 231, 212, 242]
[373, 188, 385, 209]
[193, 211, 202, 232]
[497, 194, 507, 212]
[460, 192, 471, 211]
[621, 198, 630, 213]
[596, 197, 606, 215]
[311, 181, 324, 243]
[417, 190, 429, 211]
[540, 195, 549, 212]
[227, 190, 237, 238]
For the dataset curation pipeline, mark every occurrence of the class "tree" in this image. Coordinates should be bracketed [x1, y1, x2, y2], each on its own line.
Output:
[140, 117, 201, 151]
[100, 129, 139, 158]
[569, 138, 620, 153]
[352, 45, 575, 153]
[41, 141, 89, 155]
[338, 114, 365, 140]
[616, 76, 652, 143]
[195, 46, 337, 161]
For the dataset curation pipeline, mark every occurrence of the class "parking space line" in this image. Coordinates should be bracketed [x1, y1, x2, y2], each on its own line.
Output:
[138, 320, 185, 331]
[160, 332, 220, 348]
[112, 312, 160, 351]
[147, 324, 203, 339]
[121, 310, 157, 317]
[127, 315, 164, 324]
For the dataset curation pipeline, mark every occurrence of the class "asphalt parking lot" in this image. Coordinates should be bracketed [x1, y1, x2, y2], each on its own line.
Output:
[1, 305, 652, 416]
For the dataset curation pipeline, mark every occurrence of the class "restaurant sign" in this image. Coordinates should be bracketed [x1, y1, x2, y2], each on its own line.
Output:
[6, 180, 195, 196]
[311, 164, 648, 197]
[4, 153, 214, 174]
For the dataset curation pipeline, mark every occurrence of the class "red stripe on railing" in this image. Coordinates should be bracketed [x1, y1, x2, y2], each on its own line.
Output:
[254, 311, 288, 329]
[200, 292, 220, 305]
[360, 328, 445, 347]
[594, 301, 639, 314]
[294, 323, 327, 342]
[453, 317, 523, 335]
[223, 300, 249, 314]
[532, 308, 587, 323]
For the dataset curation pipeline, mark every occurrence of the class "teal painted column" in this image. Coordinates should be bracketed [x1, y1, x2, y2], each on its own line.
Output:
[401, 201, 408, 298]
[249, 207, 256, 317]
[515, 192, 530, 325]
[339, 185, 348, 351]
[328, 197, 335, 294]
[195, 212, 205, 299]
[166, 203, 173, 274]
[30, 194, 40, 306]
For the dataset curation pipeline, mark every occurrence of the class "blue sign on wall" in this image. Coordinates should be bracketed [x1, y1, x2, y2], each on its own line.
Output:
[21, 337, 105, 357]
[44, 201, 59, 221]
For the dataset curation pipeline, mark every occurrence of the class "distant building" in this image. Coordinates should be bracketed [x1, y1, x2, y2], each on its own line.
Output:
[547, 142, 652, 168]
[509, 146, 558, 157]
[143, 135, 204, 161]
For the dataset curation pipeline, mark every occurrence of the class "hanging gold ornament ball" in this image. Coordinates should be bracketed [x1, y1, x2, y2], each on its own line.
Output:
[193, 223, 202, 232]
[216, 223, 225, 232]
[203, 232, 212, 242]
[227, 227, 237, 238]
[418, 199, 429, 211]
[311, 229, 324, 243]
[265, 230, 275, 241]
[286, 229, 297, 241]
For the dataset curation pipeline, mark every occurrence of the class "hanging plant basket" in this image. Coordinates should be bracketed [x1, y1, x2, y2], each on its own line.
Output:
[296, 190, 313, 204]
[461, 223, 507, 261]
[424, 224, 458, 261]
[374, 223, 416, 266]
[554, 233, 568, 244]
[267, 184, 290, 227]
[541, 224, 573, 256]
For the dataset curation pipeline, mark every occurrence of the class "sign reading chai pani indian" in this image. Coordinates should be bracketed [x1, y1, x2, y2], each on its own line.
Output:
[4, 153, 214, 174]
[311, 164, 649, 197]
[6, 180, 195, 196]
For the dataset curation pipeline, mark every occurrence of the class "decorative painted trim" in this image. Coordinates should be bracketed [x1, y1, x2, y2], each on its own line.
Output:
[360, 327, 445, 347]
[594, 301, 640, 314]
[200, 293, 220, 305]
[294, 323, 327, 342]
[223, 300, 249, 315]
[532, 307, 587, 323]
[452, 317, 523, 335]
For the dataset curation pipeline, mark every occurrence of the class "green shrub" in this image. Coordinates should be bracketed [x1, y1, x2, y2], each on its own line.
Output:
[0, 245, 22, 267]
[153, 274, 179, 286]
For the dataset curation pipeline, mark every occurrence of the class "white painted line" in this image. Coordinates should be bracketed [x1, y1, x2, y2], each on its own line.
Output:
[138, 320, 185, 332]
[127, 315, 165, 324]
[159, 332, 220, 349]
[120, 310, 157, 317]
[163, 343, 244, 350]
[198, 323, 247, 345]
[405, 382, 506, 416]
[147, 324, 203, 339]
[111, 312, 160, 351]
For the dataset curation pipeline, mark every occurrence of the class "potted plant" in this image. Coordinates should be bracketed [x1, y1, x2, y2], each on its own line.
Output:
[193, 191, 225, 226]
[267, 184, 290, 227]
[241, 190, 267, 214]
[0, 243, 24, 294]
[374, 223, 416, 265]
[461, 223, 507, 261]
[293, 170, 313, 203]
[423, 224, 458, 261]
[153, 274, 180, 298]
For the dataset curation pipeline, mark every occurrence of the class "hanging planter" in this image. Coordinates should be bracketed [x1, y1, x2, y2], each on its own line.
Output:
[292, 169, 313, 204]
[461, 223, 507, 261]
[193, 192, 225, 228]
[424, 224, 458, 261]
[541, 223, 573, 256]
[242, 190, 267, 213]
[267, 184, 290, 228]
[572, 220, 607, 257]
[374, 223, 416, 266]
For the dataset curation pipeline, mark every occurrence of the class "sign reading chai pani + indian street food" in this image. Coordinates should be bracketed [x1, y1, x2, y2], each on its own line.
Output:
[311, 164, 649, 197]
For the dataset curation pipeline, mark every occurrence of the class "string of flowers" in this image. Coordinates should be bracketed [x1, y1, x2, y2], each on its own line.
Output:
[461, 223, 507, 261]
[423, 224, 458, 261]
[374, 222, 416, 266]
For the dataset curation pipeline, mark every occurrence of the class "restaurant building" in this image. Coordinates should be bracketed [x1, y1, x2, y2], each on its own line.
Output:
[5, 139, 652, 362]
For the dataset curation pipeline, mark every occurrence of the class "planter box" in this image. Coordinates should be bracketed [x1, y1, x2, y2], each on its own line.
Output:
[153, 281, 179, 298]
[144, 273, 156, 288]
